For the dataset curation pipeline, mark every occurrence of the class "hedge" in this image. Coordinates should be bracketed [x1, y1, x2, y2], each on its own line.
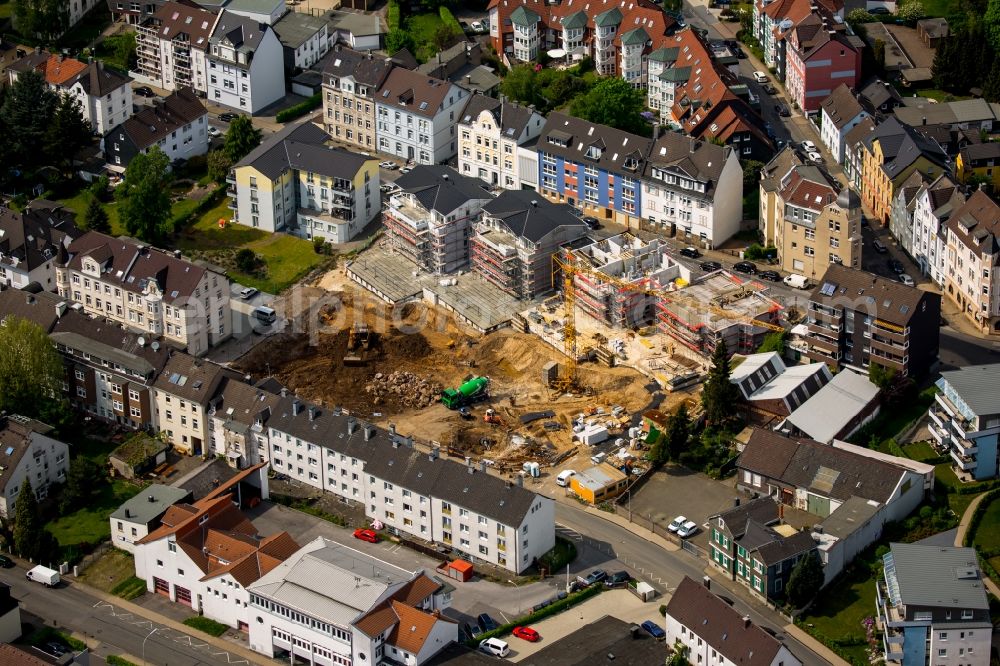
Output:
[29, 627, 87, 652]
[183, 616, 228, 637]
[467, 584, 602, 647]
[276, 93, 322, 123]
[439, 6, 464, 35]
[963, 487, 1000, 547]
[106, 657, 140, 666]
[388, 0, 401, 31]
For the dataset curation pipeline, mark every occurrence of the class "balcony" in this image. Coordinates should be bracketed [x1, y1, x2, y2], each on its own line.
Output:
[928, 422, 951, 447]
[953, 436, 978, 456]
[809, 319, 843, 335]
[807, 333, 840, 351]
[950, 448, 977, 471]
[227, 200, 238, 210]
[883, 632, 904, 662]
[807, 346, 841, 362]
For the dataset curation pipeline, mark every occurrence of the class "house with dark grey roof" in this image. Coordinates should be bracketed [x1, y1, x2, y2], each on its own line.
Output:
[208, 376, 281, 469]
[153, 355, 238, 456]
[943, 190, 1000, 336]
[321, 45, 394, 153]
[457, 92, 545, 191]
[859, 78, 903, 117]
[0, 201, 81, 291]
[666, 576, 802, 666]
[230, 121, 380, 243]
[736, 428, 926, 583]
[819, 84, 870, 165]
[374, 68, 469, 165]
[207, 10, 285, 114]
[110, 484, 191, 552]
[932, 363, 1000, 481]
[877, 543, 991, 666]
[272, 10, 330, 70]
[728, 351, 832, 422]
[383, 166, 495, 274]
[105, 88, 209, 170]
[472, 190, 589, 299]
[0, 414, 69, 516]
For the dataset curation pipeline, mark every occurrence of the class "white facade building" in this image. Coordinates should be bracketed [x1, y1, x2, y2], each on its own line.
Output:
[457, 93, 545, 190]
[207, 11, 286, 114]
[273, 11, 330, 70]
[819, 84, 870, 165]
[375, 68, 468, 165]
[911, 175, 962, 286]
[109, 484, 189, 553]
[134, 2, 215, 95]
[0, 415, 69, 516]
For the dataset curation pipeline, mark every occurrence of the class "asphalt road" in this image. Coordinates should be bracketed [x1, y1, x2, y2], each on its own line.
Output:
[0, 565, 250, 666]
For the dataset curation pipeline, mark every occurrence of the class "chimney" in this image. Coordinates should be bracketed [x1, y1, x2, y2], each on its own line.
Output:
[515, 474, 523, 487]
[292, 399, 303, 416]
[392, 438, 399, 449]
[363, 423, 376, 441]
[124, 509, 131, 518]
[347, 416, 357, 435]
[465, 456, 472, 469]
[702, 575, 711, 590]
[734, 497, 740, 507]
[55, 302, 67, 318]
[653, 121, 660, 139]
[25, 294, 34, 305]
[389, 424, 396, 437]
[922, 116, 927, 125]
[465, 74, 472, 85]
[147, 495, 155, 502]
[308, 406, 316, 421]
[280, 387, 288, 397]
[743, 616, 751, 628]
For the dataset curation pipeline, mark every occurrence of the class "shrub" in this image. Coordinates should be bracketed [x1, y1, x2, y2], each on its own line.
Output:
[183, 616, 228, 637]
[439, 6, 464, 35]
[235, 248, 262, 274]
[387, 0, 401, 31]
[538, 536, 577, 572]
[107, 656, 140, 666]
[275, 93, 322, 123]
[29, 627, 86, 652]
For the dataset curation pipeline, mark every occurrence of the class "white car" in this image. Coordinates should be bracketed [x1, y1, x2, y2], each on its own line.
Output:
[479, 638, 510, 658]
[379, 160, 397, 170]
[240, 287, 259, 300]
[207, 126, 221, 137]
[676, 520, 699, 538]
[807, 151, 823, 163]
[667, 515, 688, 533]
[899, 273, 914, 286]
[471, 20, 484, 32]
[753, 70, 769, 83]
[400, 166, 413, 174]
[800, 140, 817, 152]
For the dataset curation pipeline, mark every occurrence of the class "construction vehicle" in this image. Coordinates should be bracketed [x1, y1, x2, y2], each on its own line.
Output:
[441, 376, 489, 409]
[344, 324, 373, 366]
[483, 408, 503, 426]
[458, 407, 473, 419]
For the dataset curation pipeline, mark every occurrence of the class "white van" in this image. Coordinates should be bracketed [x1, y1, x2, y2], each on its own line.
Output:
[556, 469, 576, 487]
[591, 451, 608, 465]
[479, 638, 510, 658]
[253, 306, 277, 324]
[783, 273, 808, 289]
[26, 565, 60, 587]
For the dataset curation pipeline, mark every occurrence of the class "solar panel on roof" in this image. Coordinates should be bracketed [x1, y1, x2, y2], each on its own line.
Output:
[820, 282, 837, 296]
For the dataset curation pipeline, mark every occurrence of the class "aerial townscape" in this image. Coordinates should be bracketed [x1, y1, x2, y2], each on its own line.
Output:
[0, 0, 999, 663]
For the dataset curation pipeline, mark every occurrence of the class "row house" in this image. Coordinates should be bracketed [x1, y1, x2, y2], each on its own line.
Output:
[105, 88, 209, 170]
[803, 263, 940, 378]
[457, 93, 546, 191]
[536, 112, 651, 226]
[956, 142, 1000, 191]
[321, 45, 393, 154]
[55, 231, 232, 356]
[135, 2, 216, 95]
[783, 14, 862, 113]
[229, 122, 380, 243]
[383, 166, 495, 275]
[754, 0, 844, 84]
[0, 201, 81, 291]
[0, 415, 70, 514]
[819, 84, 870, 164]
[207, 377, 280, 469]
[473, 190, 590, 299]
[888, 170, 928, 264]
[931, 363, 1000, 481]
[641, 132, 743, 248]
[842, 116, 876, 192]
[944, 190, 1000, 334]
[207, 11, 285, 114]
[8, 52, 134, 135]
[153, 353, 237, 456]
[272, 12, 330, 71]
[911, 175, 963, 285]
[374, 68, 468, 165]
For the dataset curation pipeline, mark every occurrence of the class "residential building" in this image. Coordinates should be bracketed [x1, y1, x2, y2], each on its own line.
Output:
[0, 201, 81, 291]
[843, 116, 876, 192]
[321, 45, 393, 153]
[327, 10, 384, 51]
[819, 84, 870, 164]
[569, 463, 629, 504]
[207, 11, 286, 114]
[207, 377, 280, 469]
[383, 166, 494, 275]
[754, 0, 815, 79]
[472, 190, 589, 299]
[707, 497, 817, 602]
[803, 263, 941, 377]
[943, 190, 1000, 333]
[229, 122, 379, 242]
[956, 142, 1000, 190]
[728, 351, 832, 423]
[860, 117, 950, 225]
[272, 11, 330, 71]
[108, 0, 171, 26]
[374, 68, 468, 164]
[784, 17, 862, 114]
[0, 414, 69, 514]
[105, 88, 209, 170]
[931, 364, 1000, 482]
[55, 231, 232, 356]
[877, 543, 991, 666]
[417, 42, 501, 97]
[0, 583, 20, 643]
[911, 174, 963, 285]
[888, 170, 928, 261]
[760, 152, 861, 278]
[66, 0, 102, 33]
[260, 400, 555, 574]
[109, 484, 190, 552]
[248, 536, 456, 665]
[135, 2, 216, 94]
[153, 354, 235, 456]
[781, 368, 880, 443]
[536, 112, 650, 226]
[665, 576, 803, 666]
[457, 93, 546, 191]
[858, 78, 903, 118]
[224, 0, 286, 25]
[894, 98, 1000, 134]
[640, 132, 743, 248]
[737, 428, 926, 581]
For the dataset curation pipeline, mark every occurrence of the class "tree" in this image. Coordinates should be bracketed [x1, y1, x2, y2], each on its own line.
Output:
[433, 24, 462, 51]
[664, 402, 691, 461]
[235, 248, 261, 274]
[207, 150, 233, 183]
[984, 60, 1000, 102]
[11, 480, 58, 563]
[12, 0, 68, 43]
[223, 115, 262, 163]
[500, 65, 542, 109]
[786, 551, 824, 607]
[868, 362, 898, 390]
[83, 195, 111, 233]
[701, 340, 740, 429]
[668, 641, 691, 666]
[896, 0, 925, 20]
[570, 78, 648, 136]
[1, 70, 58, 175]
[756, 330, 787, 355]
[116, 146, 172, 244]
[385, 29, 415, 56]
[46, 93, 93, 177]
[742, 160, 764, 189]
[59, 458, 106, 515]
[0, 316, 63, 420]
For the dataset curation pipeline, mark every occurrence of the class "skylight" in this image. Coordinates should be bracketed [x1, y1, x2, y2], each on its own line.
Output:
[819, 282, 837, 296]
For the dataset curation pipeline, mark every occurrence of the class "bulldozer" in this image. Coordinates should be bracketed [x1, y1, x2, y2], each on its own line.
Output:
[483, 408, 504, 426]
[344, 324, 374, 366]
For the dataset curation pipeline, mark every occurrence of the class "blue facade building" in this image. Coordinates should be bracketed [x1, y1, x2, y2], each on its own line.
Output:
[930, 364, 1000, 481]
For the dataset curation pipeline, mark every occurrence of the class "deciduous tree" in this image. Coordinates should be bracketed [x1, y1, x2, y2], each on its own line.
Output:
[207, 150, 233, 183]
[570, 77, 648, 136]
[12, 0, 68, 43]
[223, 115, 262, 164]
[786, 551, 824, 607]
[500, 65, 542, 109]
[0, 316, 63, 420]
[115, 146, 171, 244]
[59, 458, 106, 515]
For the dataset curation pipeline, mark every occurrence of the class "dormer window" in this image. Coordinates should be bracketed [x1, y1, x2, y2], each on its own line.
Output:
[585, 145, 602, 160]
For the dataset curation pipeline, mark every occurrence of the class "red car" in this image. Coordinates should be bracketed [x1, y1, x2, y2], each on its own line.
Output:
[353, 528, 379, 543]
[512, 626, 539, 642]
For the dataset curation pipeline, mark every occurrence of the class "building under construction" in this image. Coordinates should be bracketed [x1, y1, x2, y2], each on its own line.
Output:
[567, 234, 682, 328]
[382, 166, 494, 275]
[658, 272, 783, 354]
[471, 191, 589, 299]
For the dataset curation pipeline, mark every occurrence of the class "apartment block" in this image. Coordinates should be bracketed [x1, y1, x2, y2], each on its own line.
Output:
[207, 377, 280, 469]
[383, 166, 494, 275]
[754, 0, 842, 83]
[910, 175, 962, 286]
[153, 354, 235, 456]
[0, 415, 70, 514]
[108, 0, 170, 26]
[956, 142, 1000, 190]
[109, 484, 189, 553]
[641, 133, 743, 248]
[804, 264, 940, 377]
[230, 122, 380, 243]
[784, 16, 862, 114]
[944, 190, 1000, 333]
[375, 68, 468, 165]
[272, 11, 330, 71]
[472, 190, 589, 299]
[135, 2, 215, 94]
[931, 364, 1000, 481]
[842, 116, 876, 193]
[877, 543, 991, 666]
[105, 88, 209, 170]
[207, 11, 285, 114]
[55, 231, 232, 356]
[819, 84, 870, 164]
[322, 46, 393, 153]
[0, 201, 81, 291]
[457, 93, 546, 191]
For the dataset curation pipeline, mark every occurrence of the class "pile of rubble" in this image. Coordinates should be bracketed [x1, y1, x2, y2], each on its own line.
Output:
[364, 371, 442, 409]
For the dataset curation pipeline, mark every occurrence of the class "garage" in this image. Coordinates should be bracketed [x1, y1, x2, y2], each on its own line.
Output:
[175, 585, 192, 607]
[153, 577, 169, 596]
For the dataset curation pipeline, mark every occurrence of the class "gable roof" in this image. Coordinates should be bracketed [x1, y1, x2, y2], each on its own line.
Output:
[459, 93, 542, 141]
[375, 68, 458, 119]
[113, 87, 206, 151]
[72, 60, 132, 96]
[0, 203, 80, 273]
[859, 78, 902, 111]
[144, 2, 217, 51]
[784, 369, 879, 443]
[865, 117, 949, 179]
[809, 263, 934, 326]
[947, 188, 1000, 255]
[481, 189, 588, 243]
[236, 121, 374, 181]
[0, 415, 57, 495]
[393, 166, 495, 215]
[821, 84, 865, 130]
[211, 10, 269, 54]
[538, 111, 651, 176]
[322, 45, 394, 88]
[153, 354, 235, 405]
[844, 116, 877, 151]
[643, 132, 730, 197]
[712, 496, 780, 537]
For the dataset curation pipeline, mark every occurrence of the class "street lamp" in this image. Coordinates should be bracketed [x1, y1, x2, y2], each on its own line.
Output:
[141, 627, 159, 666]
[507, 579, 521, 617]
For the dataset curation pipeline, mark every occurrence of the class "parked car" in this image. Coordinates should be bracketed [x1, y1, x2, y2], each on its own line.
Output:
[477, 613, 498, 633]
[775, 104, 791, 117]
[207, 126, 221, 138]
[640, 620, 666, 640]
[605, 571, 631, 588]
[471, 20, 485, 32]
[758, 270, 782, 282]
[807, 151, 823, 163]
[753, 71, 769, 83]
[512, 626, 540, 642]
[872, 238, 888, 253]
[733, 261, 758, 274]
[240, 287, 259, 300]
[700, 260, 722, 272]
[667, 515, 688, 532]
[43, 641, 68, 657]
[899, 273, 914, 286]
[889, 258, 905, 274]
[679, 246, 701, 259]
[582, 216, 601, 230]
[352, 528, 379, 543]
[783, 273, 809, 289]
[134, 86, 155, 98]
[676, 520, 699, 538]
[379, 160, 397, 170]
[26, 565, 59, 587]
[869, 5, 891, 13]
[479, 638, 510, 658]
[399, 166, 413, 174]
[218, 112, 238, 122]
[0, 554, 13, 568]
[800, 140, 817, 152]
[763, 84, 777, 95]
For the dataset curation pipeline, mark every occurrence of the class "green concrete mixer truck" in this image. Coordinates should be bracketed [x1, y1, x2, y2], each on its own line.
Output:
[441, 376, 489, 409]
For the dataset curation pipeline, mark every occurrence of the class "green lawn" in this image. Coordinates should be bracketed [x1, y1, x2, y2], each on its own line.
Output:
[408, 13, 447, 63]
[920, 0, 961, 17]
[902, 441, 938, 462]
[933, 464, 978, 516]
[850, 386, 937, 447]
[59, 191, 125, 236]
[799, 565, 875, 665]
[971, 495, 1000, 552]
[916, 89, 973, 102]
[46, 478, 146, 547]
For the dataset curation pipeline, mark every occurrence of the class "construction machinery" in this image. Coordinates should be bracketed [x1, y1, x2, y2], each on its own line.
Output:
[441, 376, 490, 409]
[483, 408, 504, 426]
[344, 324, 373, 366]
[550, 253, 785, 392]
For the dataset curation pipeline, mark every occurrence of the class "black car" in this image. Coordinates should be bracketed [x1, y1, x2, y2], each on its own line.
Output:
[134, 86, 155, 98]
[582, 216, 601, 230]
[733, 261, 758, 274]
[763, 84, 777, 95]
[758, 270, 782, 282]
[775, 104, 791, 117]
[605, 571, 631, 587]
[219, 112, 239, 122]
[44, 642, 68, 657]
[869, 5, 891, 13]
[0, 554, 13, 568]
[700, 260, 722, 272]
[679, 246, 701, 259]
[889, 259, 905, 274]
[477, 613, 498, 633]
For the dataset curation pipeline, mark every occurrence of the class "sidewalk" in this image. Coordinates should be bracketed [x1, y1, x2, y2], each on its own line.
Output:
[579, 503, 680, 552]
